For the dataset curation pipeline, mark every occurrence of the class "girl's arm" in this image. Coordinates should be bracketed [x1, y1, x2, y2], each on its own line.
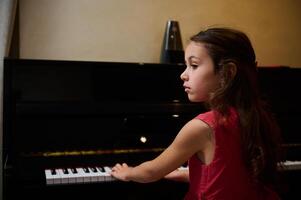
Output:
[110, 118, 212, 183]
[164, 167, 189, 182]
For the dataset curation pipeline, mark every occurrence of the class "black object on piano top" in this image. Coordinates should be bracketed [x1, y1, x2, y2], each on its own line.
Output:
[3, 58, 301, 200]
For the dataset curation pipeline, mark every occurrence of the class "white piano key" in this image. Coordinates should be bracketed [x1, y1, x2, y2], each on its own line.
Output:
[96, 167, 107, 182]
[75, 168, 86, 183]
[97, 166, 113, 182]
[88, 167, 100, 182]
[103, 166, 115, 181]
[45, 169, 62, 185]
[82, 167, 94, 183]
[45, 169, 55, 185]
[57, 168, 69, 184]
[52, 169, 62, 184]
[66, 168, 77, 183]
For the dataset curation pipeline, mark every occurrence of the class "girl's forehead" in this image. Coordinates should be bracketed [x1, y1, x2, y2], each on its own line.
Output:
[185, 42, 209, 59]
[185, 42, 206, 53]
[186, 41, 204, 48]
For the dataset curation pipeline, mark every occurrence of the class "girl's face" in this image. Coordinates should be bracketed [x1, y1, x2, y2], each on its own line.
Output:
[180, 41, 220, 102]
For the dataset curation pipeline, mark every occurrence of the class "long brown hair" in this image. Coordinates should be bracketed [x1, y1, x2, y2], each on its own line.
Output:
[190, 27, 282, 187]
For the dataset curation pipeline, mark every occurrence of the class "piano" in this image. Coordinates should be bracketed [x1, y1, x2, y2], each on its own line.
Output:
[2, 58, 301, 199]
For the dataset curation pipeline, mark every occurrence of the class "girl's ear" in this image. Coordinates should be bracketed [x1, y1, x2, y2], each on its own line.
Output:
[219, 59, 237, 80]
[218, 60, 237, 87]
[226, 62, 237, 80]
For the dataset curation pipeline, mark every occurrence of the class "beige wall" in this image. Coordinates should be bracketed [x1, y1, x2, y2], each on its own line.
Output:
[19, 0, 301, 67]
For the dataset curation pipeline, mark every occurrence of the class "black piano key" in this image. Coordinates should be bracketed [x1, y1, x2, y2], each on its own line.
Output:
[71, 168, 78, 174]
[63, 168, 69, 174]
[51, 169, 56, 175]
[83, 167, 90, 173]
[97, 167, 105, 172]
[90, 167, 97, 173]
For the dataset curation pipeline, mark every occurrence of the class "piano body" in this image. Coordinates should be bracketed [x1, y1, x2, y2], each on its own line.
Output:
[2, 58, 301, 199]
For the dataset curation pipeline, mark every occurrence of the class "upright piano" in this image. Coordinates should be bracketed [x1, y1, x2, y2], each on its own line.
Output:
[3, 58, 301, 199]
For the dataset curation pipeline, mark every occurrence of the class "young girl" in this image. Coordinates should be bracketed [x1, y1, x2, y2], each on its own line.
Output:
[111, 27, 282, 200]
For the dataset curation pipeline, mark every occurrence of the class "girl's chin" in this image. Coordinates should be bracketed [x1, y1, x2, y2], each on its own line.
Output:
[187, 93, 207, 102]
[187, 96, 203, 103]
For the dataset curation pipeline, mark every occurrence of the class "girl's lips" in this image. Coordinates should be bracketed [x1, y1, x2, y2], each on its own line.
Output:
[183, 86, 190, 92]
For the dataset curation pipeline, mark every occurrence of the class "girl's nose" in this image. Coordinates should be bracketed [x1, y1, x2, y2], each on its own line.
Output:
[180, 70, 188, 81]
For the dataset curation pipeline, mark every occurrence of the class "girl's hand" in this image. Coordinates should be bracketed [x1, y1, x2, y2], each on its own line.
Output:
[111, 163, 133, 182]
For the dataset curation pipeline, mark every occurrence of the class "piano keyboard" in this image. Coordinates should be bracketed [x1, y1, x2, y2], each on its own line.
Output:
[278, 160, 301, 171]
[45, 161, 301, 185]
[45, 166, 116, 185]
[45, 165, 188, 185]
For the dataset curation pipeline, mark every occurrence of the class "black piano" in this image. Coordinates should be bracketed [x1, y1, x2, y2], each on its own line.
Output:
[2, 58, 301, 199]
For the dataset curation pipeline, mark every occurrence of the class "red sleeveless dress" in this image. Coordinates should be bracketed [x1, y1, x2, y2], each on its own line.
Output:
[184, 109, 280, 200]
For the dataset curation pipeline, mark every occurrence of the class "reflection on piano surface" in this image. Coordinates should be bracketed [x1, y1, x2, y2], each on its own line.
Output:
[3, 58, 301, 200]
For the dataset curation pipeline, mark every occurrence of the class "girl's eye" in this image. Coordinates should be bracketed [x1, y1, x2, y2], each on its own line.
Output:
[191, 64, 198, 69]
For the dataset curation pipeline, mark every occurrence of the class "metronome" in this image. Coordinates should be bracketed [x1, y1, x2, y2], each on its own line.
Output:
[160, 20, 185, 64]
